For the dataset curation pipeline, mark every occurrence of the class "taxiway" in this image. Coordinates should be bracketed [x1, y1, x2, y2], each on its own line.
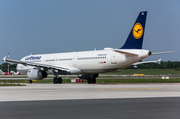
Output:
[1, 83, 180, 119]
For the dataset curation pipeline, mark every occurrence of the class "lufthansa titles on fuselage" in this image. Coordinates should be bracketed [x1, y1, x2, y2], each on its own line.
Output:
[97, 54, 107, 56]
[25, 56, 42, 60]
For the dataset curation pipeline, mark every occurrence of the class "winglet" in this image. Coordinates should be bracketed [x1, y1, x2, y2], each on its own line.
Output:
[158, 58, 161, 64]
[3, 56, 6, 62]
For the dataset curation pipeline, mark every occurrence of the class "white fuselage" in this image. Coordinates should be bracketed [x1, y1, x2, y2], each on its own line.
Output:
[17, 48, 150, 75]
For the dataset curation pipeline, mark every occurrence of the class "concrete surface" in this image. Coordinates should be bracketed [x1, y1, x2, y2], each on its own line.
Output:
[1, 83, 180, 102]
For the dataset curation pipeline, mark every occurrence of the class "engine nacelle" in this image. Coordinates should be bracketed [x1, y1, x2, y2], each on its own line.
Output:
[27, 69, 47, 80]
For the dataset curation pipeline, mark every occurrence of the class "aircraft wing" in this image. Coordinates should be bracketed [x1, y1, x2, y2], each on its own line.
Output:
[132, 58, 161, 68]
[3, 56, 81, 74]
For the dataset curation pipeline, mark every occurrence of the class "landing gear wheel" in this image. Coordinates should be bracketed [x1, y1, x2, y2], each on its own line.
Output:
[28, 80, 33, 83]
[53, 77, 58, 84]
[53, 77, 63, 84]
[87, 78, 92, 84]
[92, 78, 96, 84]
[58, 77, 62, 84]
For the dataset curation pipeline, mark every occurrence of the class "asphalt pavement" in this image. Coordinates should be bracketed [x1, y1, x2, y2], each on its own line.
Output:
[1, 83, 180, 119]
[1, 97, 180, 119]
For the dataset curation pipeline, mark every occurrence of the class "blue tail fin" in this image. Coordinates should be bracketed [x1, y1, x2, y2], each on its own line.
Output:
[121, 11, 147, 49]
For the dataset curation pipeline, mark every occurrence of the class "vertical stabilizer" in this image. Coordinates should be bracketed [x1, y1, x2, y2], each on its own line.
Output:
[121, 11, 147, 49]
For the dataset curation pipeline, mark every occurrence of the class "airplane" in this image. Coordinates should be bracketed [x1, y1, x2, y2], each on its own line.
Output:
[0, 69, 12, 75]
[3, 11, 174, 84]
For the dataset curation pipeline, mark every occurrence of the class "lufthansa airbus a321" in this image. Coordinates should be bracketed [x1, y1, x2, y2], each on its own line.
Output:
[3, 11, 174, 84]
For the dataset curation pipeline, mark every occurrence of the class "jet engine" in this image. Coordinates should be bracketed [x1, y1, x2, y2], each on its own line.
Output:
[27, 69, 47, 80]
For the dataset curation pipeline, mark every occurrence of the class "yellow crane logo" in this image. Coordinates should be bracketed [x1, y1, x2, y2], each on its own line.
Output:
[133, 23, 143, 39]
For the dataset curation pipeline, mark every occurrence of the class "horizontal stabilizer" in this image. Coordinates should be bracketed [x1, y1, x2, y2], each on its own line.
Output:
[114, 50, 138, 56]
[151, 51, 175, 55]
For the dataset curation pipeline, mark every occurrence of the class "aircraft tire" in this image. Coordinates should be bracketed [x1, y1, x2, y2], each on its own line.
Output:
[53, 77, 58, 84]
[92, 78, 96, 84]
[58, 77, 62, 84]
[28, 80, 32, 83]
[87, 78, 92, 84]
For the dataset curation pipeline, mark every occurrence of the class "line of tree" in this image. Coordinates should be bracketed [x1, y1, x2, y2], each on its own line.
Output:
[0, 63, 17, 72]
[0, 61, 180, 72]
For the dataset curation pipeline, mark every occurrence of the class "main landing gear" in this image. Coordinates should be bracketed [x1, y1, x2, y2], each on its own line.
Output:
[87, 74, 98, 84]
[53, 77, 62, 84]
[53, 71, 62, 84]
[87, 77, 96, 84]
[79, 73, 98, 84]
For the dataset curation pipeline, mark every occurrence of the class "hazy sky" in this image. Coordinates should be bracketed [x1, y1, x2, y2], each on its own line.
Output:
[0, 0, 180, 64]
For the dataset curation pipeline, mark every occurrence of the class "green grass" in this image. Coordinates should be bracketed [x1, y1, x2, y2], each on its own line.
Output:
[0, 80, 27, 83]
[0, 75, 77, 78]
[33, 79, 72, 83]
[26, 78, 180, 84]
[0, 79, 72, 84]
[1, 78, 180, 84]
[96, 79, 180, 83]
[0, 69, 179, 79]
[0, 69, 179, 85]
[102, 69, 180, 75]
[0, 83, 26, 86]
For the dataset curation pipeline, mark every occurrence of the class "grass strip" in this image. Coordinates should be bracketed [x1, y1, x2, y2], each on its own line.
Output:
[96, 79, 180, 83]
[1, 78, 180, 84]
[0, 80, 27, 83]
[102, 69, 180, 75]
[33, 79, 72, 83]
[0, 84, 26, 86]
